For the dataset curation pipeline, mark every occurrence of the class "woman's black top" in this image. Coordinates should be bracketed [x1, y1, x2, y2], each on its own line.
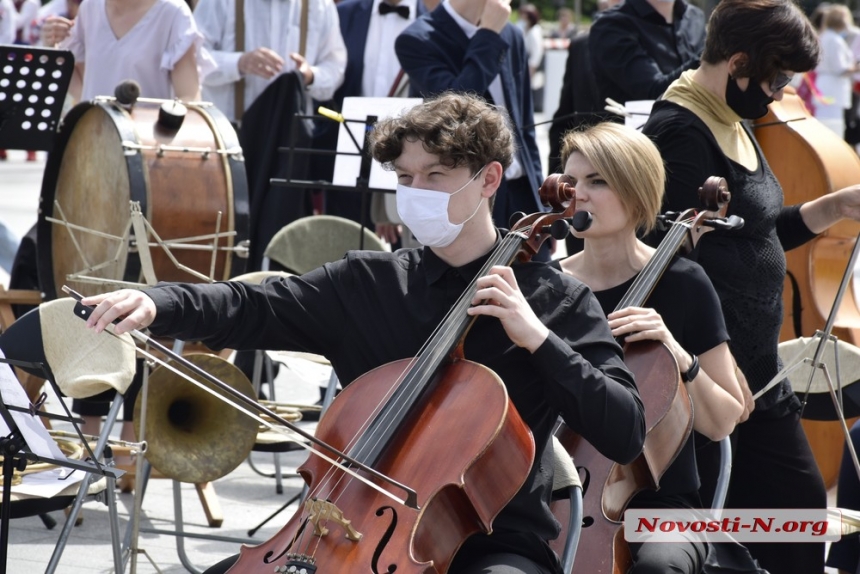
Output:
[642, 100, 817, 415]
[552, 256, 728, 497]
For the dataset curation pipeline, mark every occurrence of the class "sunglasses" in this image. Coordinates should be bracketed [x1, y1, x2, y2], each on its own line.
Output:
[769, 73, 793, 93]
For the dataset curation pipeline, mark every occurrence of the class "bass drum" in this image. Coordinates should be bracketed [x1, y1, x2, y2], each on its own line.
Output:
[37, 99, 249, 300]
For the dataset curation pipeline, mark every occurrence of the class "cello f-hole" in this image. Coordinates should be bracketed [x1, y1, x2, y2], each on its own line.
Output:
[371, 506, 398, 574]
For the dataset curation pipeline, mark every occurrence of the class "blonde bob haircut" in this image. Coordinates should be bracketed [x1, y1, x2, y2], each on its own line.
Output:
[560, 122, 665, 234]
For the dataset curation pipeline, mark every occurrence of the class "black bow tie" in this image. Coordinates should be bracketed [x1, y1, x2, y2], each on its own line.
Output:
[379, 2, 409, 18]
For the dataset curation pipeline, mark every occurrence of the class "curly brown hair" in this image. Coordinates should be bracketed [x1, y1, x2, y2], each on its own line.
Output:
[702, 0, 819, 82]
[370, 92, 515, 176]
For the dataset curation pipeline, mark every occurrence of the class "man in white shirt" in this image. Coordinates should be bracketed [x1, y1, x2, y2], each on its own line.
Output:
[194, 0, 347, 123]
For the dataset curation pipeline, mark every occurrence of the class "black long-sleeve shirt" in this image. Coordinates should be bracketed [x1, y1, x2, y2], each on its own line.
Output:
[589, 0, 704, 106]
[144, 238, 645, 573]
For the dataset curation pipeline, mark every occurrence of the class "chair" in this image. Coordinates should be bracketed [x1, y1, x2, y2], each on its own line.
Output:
[712, 436, 732, 514]
[238, 215, 389, 493]
[550, 435, 583, 574]
[0, 297, 136, 574]
[262, 214, 389, 274]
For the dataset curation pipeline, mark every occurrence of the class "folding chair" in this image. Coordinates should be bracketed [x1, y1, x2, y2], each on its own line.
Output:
[0, 297, 136, 573]
[549, 435, 583, 574]
[235, 216, 389, 493]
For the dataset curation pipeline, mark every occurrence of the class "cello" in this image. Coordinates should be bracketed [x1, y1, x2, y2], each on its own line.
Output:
[753, 88, 860, 488]
[226, 181, 585, 573]
[549, 175, 740, 574]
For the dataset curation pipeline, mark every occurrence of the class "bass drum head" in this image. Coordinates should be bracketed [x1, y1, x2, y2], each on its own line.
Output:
[38, 100, 249, 301]
[38, 102, 137, 300]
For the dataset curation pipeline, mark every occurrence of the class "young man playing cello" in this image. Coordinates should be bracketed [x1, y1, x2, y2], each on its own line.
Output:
[81, 92, 645, 574]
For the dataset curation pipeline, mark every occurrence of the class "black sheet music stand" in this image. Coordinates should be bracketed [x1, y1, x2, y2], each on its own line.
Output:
[271, 111, 395, 250]
[0, 356, 122, 572]
[0, 45, 74, 151]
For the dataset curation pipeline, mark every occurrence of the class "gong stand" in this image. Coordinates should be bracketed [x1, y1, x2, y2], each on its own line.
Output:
[754, 232, 860, 486]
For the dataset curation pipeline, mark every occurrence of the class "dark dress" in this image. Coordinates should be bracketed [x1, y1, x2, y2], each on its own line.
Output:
[642, 99, 826, 574]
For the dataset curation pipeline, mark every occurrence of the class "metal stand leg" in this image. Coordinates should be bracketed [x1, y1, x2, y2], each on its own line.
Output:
[46, 396, 125, 574]
[247, 486, 306, 538]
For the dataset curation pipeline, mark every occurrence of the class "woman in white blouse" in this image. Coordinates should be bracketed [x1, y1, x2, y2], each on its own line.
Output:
[43, 0, 212, 102]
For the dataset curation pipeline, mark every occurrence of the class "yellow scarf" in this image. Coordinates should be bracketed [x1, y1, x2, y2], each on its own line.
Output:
[662, 71, 758, 171]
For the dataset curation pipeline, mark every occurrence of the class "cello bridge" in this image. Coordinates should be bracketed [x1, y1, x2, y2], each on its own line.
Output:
[304, 498, 363, 541]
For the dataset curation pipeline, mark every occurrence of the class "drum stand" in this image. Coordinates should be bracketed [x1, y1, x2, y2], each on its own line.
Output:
[0, 45, 73, 152]
[755, 231, 860, 485]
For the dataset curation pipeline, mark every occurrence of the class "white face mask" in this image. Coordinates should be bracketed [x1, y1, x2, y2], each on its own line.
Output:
[396, 166, 486, 248]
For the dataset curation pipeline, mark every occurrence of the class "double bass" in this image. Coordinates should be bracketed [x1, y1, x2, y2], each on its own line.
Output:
[226, 181, 585, 573]
[549, 175, 740, 574]
[754, 88, 860, 488]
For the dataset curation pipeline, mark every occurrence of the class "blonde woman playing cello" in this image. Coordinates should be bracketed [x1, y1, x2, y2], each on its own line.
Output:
[553, 123, 745, 573]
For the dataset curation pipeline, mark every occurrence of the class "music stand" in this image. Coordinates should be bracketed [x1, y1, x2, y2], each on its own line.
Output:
[754, 232, 860, 484]
[271, 97, 421, 248]
[0, 354, 123, 572]
[0, 45, 74, 151]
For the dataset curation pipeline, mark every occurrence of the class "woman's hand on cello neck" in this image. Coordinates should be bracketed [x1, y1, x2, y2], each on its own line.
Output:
[467, 265, 550, 354]
[608, 306, 745, 441]
[81, 289, 157, 335]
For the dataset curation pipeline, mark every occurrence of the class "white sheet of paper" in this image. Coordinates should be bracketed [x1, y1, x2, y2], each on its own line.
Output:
[624, 100, 655, 130]
[0, 349, 67, 462]
[11, 467, 85, 498]
[332, 97, 423, 191]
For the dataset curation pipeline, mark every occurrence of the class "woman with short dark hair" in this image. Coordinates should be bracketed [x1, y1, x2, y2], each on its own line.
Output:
[642, 1, 860, 572]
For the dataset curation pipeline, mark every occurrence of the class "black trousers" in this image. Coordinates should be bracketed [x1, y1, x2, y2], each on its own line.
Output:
[202, 552, 553, 574]
[702, 408, 826, 574]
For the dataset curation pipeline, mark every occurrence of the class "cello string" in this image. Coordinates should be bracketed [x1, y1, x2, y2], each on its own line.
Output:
[615, 218, 692, 310]
[314, 230, 530, 511]
[346, 230, 528, 457]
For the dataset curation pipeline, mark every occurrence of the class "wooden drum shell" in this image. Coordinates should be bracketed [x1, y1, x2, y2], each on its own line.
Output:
[37, 99, 249, 300]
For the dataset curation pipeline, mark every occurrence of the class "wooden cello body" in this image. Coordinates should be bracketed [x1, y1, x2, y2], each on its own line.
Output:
[754, 89, 860, 487]
[226, 187, 582, 574]
[228, 359, 534, 574]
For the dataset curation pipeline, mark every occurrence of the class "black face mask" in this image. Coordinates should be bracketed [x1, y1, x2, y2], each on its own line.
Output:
[725, 75, 773, 120]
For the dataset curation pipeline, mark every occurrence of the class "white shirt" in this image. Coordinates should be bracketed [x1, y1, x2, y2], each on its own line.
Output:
[14, 0, 40, 43]
[0, 0, 16, 45]
[443, 0, 523, 180]
[523, 23, 543, 71]
[362, 0, 417, 98]
[816, 29, 854, 111]
[64, 0, 212, 101]
[194, 0, 347, 122]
